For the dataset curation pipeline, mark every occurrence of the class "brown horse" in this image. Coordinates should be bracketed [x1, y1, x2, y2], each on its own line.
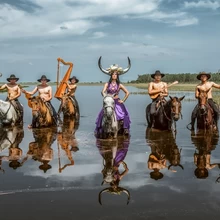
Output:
[195, 89, 215, 132]
[57, 94, 80, 122]
[28, 96, 56, 128]
[146, 96, 185, 132]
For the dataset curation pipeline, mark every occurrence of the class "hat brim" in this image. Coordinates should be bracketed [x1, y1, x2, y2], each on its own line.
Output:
[151, 73, 165, 79]
[37, 79, 50, 82]
[7, 78, 19, 82]
[69, 78, 79, 83]
[197, 74, 211, 80]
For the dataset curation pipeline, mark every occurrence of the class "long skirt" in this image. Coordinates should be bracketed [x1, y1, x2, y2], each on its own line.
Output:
[94, 99, 131, 135]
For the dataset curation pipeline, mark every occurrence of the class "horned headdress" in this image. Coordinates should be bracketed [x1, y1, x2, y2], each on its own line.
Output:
[98, 56, 131, 76]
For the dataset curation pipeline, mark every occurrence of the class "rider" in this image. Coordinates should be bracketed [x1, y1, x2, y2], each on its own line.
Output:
[95, 58, 131, 137]
[190, 71, 220, 131]
[0, 74, 23, 123]
[148, 70, 168, 128]
[64, 76, 80, 117]
[21, 75, 57, 128]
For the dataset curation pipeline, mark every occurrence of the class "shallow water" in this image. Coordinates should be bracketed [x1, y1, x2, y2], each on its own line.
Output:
[0, 85, 220, 219]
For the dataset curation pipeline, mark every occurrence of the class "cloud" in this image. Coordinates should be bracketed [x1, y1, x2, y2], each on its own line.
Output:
[0, 0, 199, 40]
[184, 0, 220, 10]
[91, 31, 107, 39]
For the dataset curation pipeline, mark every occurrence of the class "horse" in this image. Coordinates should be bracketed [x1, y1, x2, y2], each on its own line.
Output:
[146, 96, 185, 133]
[0, 100, 21, 127]
[28, 96, 56, 128]
[57, 94, 80, 123]
[194, 89, 217, 132]
[101, 94, 118, 139]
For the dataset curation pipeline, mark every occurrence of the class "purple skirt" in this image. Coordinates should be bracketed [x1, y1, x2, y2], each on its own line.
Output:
[94, 99, 131, 133]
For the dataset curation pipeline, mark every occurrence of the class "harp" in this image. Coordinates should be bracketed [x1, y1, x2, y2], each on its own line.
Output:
[54, 57, 74, 99]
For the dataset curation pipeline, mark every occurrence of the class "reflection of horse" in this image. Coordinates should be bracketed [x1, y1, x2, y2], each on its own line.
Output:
[146, 128, 183, 180]
[27, 128, 57, 173]
[0, 100, 21, 126]
[57, 119, 79, 173]
[146, 96, 185, 132]
[57, 94, 80, 122]
[194, 89, 216, 132]
[96, 137, 130, 205]
[28, 96, 56, 128]
[191, 132, 220, 179]
[0, 126, 25, 172]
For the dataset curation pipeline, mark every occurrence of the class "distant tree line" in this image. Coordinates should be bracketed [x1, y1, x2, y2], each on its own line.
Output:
[128, 72, 220, 83]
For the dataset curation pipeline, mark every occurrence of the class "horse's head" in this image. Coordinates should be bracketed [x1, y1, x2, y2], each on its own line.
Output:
[198, 89, 210, 114]
[169, 96, 185, 121]
[103, 95, 115, 119]
[60, 94, 70, 108]
[29, 96, 43, 115]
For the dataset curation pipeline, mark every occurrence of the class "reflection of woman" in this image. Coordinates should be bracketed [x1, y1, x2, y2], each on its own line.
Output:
[21, 75, 57, 128]
[97, 138, 130, 205]
[95, 57, 131, 137]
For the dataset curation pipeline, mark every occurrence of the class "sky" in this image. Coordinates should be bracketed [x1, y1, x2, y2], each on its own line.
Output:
[0, 0, 220, 82]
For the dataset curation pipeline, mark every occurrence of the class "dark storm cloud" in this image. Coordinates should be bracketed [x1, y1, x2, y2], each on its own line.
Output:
[0, 0, 42, 13]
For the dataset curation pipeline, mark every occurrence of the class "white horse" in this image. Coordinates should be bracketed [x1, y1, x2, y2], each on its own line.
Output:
[102, 94, 118, 139]
[0, 100, 19, 126]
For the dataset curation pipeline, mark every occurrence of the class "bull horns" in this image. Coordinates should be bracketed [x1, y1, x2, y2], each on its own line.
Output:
[168, 164, 184, 170]
[98, 187, 130, 205]
[98, 56, 131, 76]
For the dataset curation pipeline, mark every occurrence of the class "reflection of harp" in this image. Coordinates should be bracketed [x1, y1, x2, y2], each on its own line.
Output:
[54, 57, 74, 99]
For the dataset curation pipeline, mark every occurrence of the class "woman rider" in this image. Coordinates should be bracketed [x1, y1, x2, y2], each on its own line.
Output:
[94, 56, 131, 137]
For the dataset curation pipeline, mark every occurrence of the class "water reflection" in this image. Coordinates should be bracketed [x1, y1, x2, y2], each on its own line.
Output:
[57, 119, 79, 173]
[96, 137, 130, 205]
[27, 128, 57, 173]
[0, 126, 25, 172]
[191, 132, 220, 179]
[146, 128, 183, 180]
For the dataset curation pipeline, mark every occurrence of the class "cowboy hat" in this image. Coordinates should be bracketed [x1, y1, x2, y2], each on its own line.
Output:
[37, 75, 50, 82]
[196, 71, 211, 80]
[7, 74, 19, 82]
[39, 162, 52, 173]
[69, 76, 79, 83]
[151, 70, 165, 79]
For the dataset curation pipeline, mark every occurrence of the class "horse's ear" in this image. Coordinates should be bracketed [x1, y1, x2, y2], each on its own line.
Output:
[169, 96, 173, 100]
[179, 96, 185, 101]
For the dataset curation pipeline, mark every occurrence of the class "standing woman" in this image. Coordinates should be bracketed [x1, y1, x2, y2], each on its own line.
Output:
[22, 75, 57, 128]
[95, 57, 131, 137]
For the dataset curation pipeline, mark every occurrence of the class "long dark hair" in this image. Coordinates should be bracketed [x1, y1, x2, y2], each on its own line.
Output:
[108, 72, 120, 85]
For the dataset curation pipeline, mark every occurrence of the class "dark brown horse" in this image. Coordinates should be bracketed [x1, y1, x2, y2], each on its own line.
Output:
[195, 89, 216, 132]
[146, 96, 185, 132]
[57, 94, 80, 122]
[28, 96, 56, 128]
